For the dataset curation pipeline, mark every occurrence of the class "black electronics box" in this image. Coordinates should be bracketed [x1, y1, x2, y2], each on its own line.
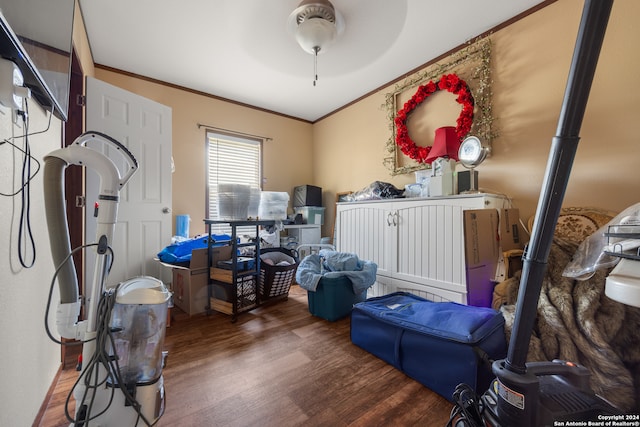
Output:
[293, 185, 322, 207]
[457, 170, 478, 193]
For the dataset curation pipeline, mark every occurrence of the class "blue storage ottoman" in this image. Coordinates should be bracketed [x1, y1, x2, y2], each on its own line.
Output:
[350, 292, 506, 401]
[308, 276, 367, 321]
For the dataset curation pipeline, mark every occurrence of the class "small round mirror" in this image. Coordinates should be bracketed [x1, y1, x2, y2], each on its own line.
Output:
[458, 136, 489, 168]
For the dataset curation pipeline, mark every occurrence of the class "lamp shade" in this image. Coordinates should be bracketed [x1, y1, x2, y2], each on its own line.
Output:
[425, 126, 460, 164]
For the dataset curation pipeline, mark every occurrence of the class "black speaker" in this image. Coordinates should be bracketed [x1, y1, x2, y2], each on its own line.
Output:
[457, 170, 478, 193]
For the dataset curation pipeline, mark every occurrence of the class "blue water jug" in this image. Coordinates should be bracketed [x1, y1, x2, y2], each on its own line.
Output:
[176, 214, 190, 238]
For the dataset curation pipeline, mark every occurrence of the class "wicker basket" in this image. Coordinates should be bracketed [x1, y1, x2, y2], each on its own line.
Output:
[259, 248, 298, 301]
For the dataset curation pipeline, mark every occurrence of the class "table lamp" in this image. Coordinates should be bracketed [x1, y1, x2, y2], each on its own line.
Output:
[426, 126, 459, 196]
[425, 126, 460, 163]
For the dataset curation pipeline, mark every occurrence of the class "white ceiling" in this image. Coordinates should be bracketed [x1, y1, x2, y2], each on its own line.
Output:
[78, 0, 547, 122]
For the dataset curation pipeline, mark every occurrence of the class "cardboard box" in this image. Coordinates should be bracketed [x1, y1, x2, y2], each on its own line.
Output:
[429, 174, 454, 197]
[493, 209, 527, 282]
[168, 244, 232, 316]
[463, 209, 500, 307]
[499, 208, 525, 251]
[189, 248, 209, 269]
[464, 209, 500, 268]
[173, 267, 209, 316]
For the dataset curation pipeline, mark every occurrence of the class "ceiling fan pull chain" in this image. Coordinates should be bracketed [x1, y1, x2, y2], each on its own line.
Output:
[314, 47, 319, 86]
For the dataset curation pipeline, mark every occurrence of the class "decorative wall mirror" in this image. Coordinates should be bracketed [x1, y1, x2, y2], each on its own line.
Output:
[383, 37, 495, 176]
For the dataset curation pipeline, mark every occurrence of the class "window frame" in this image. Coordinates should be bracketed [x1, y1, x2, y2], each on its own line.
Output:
[205, 130, 263, 235]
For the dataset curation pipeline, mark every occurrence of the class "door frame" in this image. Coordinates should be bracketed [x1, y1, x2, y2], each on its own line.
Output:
[61, 47, 84, 369]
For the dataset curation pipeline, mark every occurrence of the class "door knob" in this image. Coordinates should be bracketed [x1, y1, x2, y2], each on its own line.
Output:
[162, 207, 171, 214]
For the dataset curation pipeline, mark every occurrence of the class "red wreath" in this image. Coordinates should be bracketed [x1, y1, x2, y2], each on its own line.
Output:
[394, 74, 474, 164]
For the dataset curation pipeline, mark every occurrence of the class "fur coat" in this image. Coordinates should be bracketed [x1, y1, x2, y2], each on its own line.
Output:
[498, 237, 640, 412]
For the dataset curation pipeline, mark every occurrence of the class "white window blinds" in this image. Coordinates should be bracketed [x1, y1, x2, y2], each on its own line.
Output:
[206, 131, 262, 234]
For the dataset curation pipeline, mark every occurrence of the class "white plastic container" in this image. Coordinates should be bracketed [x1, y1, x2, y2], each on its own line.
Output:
[109, 276, 170, 385]
[294, 206, 325, 225]
[259, 191, 289, 220]
[415, 169, 431, 184]
[404, 183, 422, 198]
[217, 184, 250, 220]
[247, 186, 261, 219]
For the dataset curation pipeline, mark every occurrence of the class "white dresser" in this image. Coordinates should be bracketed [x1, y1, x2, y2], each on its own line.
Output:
[335, 194, 510, 304]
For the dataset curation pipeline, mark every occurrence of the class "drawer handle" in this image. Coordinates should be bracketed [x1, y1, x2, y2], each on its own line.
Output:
[387, 211, 399, 226]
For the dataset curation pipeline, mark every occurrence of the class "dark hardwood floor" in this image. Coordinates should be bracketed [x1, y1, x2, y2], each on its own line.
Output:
[38, 285, 454, 426]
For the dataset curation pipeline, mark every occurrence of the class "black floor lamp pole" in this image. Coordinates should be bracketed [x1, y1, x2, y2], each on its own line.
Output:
[505, 0, 613, 373]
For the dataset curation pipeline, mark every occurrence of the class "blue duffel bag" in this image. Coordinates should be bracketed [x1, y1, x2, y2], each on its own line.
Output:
[350, 292, 506, 401]
[157, 234, 231, 265]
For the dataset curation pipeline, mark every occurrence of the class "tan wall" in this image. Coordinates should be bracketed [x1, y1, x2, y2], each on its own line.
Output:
[314, 0, 640, 237]
[94, 0, 638, 240]
[0, 2, 96, 425]
[94, 69, 314, 236]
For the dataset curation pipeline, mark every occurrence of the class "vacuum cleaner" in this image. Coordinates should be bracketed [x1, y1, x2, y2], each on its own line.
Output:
[44, 131, 170, 426]
[449, 0, 630, 425]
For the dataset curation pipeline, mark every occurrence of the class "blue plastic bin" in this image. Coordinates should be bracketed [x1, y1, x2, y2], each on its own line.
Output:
[307, 276, 367, 321]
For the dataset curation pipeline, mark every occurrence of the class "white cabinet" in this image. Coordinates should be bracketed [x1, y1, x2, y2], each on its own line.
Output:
[280, 224, 322, 249]
[335, 194, 509, 304]
[287, 224, 321, 245]
[334, 201, 395, 296]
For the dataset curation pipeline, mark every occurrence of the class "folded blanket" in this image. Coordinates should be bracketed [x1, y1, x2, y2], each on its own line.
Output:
[296, 250, 377, 295]
[499, 237, 640, 412]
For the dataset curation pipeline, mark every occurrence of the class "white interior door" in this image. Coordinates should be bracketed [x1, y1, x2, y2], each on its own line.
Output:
[85, 77, 172, 289]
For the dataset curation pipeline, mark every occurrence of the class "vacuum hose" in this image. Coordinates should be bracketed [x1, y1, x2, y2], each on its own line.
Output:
[43, 156, 79, 305]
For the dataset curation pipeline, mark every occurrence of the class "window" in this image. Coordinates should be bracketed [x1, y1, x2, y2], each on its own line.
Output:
[206, 131, 262, 234]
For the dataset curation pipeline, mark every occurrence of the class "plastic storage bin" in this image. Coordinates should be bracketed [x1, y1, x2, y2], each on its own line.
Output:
[217, 184, 251, 220]
[248, 186, 261, 219]
[259, 191, 289, 220]
[308, 276, 367, 321]
[294, 206, 325, 225]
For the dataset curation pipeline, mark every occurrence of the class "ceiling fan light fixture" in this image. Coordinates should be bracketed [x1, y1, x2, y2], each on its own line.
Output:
[287, 0, 344, 85]
[295, 17, 337, 55]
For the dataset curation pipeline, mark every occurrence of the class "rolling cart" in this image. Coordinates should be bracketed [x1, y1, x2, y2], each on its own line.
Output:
[204, 219, 274, 322]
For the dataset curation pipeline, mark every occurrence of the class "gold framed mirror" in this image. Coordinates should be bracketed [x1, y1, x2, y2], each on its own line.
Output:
[383, 37, 495, 176]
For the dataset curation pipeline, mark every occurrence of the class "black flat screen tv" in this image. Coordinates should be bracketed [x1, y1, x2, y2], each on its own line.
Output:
[0, 0, 75, 121]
